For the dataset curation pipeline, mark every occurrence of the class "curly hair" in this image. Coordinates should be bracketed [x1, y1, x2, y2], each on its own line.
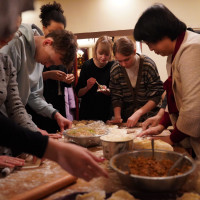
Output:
[39, 1, 66, 28]
[45, 30, 77, 66]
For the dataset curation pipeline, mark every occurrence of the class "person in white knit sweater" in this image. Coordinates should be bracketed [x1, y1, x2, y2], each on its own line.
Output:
[134, 3, 200, 158]
[0, 24, 77, 134]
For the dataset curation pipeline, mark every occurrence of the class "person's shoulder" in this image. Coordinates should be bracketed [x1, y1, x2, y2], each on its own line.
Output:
[105, 60, 115, 70]
[139, 54, 159, 75]
[108, 60, 115, 65]
[0, 36, 22, 54]
[31, 24, 44, 36]
[81, 59, 93, 69]
[140, 54, 157, 67]
[85, 58, 93, 65]
[183, 31, 200, 47]
[176, 31, 200, 59]
[110, 61, 121, 72]
[19, 23, 33, 35]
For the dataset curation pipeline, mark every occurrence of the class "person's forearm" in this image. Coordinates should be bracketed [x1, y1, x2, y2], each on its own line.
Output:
[161, 91, 166, 100]
[159, 111, 172, 128]
[161, 94, 167, 109]
[43, 138, 59, 162]
[156, 108, 165, 119]
[136, 100, 156, 116]
[42, 71, 50, 81]
[114, 107, 121, 119]
[78, 87, 89, 97]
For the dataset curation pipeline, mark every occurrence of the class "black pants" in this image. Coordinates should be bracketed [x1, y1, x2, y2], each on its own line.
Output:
[25, 105, 59, 133]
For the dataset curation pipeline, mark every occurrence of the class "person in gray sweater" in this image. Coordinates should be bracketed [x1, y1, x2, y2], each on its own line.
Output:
[0, 24, 77, 134]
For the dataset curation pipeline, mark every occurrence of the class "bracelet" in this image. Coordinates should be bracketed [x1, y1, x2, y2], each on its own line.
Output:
[51, 110, 58, 119]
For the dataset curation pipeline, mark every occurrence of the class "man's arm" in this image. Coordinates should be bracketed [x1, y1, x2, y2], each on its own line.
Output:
[27, 66, 56, 118]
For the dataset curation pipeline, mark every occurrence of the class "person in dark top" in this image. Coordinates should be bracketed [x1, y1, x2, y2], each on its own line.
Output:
[75, 36, 114, 122]
[43, 65, 73, 117]
[40, 1, 75, 118]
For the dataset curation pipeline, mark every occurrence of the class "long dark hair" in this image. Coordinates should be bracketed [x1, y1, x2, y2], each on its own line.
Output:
[134, 3, 186, 43]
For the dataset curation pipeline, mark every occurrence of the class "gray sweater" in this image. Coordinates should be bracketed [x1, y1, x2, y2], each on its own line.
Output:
[0, 23, 56, 118]
[0, 53, 37, 131]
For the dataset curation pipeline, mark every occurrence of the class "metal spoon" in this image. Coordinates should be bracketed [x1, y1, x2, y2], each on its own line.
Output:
[151, 139, 155, 159]
[96, 80, 103, 89]
[167, 153, 186, 176]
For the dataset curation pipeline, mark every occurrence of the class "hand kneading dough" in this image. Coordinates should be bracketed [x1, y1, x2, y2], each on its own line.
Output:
[177, 192, 200, 200]
[133, 138, 173, 151]
[107, 190, 136, 200]
[76, 190, 106, 200]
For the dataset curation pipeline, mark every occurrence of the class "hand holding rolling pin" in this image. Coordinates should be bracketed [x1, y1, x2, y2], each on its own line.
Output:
[0, 155, 25, 176]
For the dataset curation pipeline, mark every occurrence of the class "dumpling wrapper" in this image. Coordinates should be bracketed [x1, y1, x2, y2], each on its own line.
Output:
[177, 192, 200, 200]
[76, 190, 106, 200]
[107, 190, 136, 200]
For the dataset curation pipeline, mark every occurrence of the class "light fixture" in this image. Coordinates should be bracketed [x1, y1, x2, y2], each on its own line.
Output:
[77, 49, 84, 58]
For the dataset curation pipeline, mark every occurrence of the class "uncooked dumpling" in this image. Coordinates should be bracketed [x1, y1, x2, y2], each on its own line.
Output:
[76, 190, 106, 200]
[177, 192, 200, 200]
[107, 190, 136, 200]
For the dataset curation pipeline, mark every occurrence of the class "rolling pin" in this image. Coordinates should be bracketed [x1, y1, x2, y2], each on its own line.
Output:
[11, 175, 77, 200]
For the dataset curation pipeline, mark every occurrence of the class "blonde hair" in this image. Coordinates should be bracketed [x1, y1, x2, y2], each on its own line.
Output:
[93, 36, 113, 60]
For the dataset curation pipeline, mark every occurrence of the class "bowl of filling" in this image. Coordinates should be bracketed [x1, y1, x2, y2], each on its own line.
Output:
[63, 121, 109, 147]
[110, 150, 196, 192]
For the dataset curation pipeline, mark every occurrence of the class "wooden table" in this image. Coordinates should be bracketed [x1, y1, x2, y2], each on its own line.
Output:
[0, 145, 124, 200]
[0, 140, 197, 200]
[44, 146, 127, 200]
[0, 156, 73, 200]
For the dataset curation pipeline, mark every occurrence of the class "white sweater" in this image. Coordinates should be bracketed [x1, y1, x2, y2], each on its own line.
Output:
[171, 30, 200, 158]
